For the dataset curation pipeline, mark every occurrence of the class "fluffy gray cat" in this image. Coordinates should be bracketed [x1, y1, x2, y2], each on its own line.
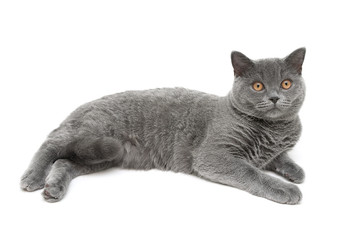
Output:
[21, 48, 306, 204]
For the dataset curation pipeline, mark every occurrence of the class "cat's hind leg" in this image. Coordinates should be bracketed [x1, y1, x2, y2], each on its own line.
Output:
[21, 132, 123, 192]
[42, 159, 116, 202]
[20, 132, 71, 191]
[69, 136, 124, 165]
[265, 152, 305, 184]
[42, 136, 124, 202]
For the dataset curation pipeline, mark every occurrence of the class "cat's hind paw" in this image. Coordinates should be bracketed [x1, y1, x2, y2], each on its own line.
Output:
[20, 169, 46, 192]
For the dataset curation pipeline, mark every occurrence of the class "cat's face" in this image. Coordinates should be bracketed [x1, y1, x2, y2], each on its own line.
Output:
[230, 48, 306, 121]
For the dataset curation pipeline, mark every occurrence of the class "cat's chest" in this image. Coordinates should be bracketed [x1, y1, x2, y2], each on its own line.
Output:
[229, 118, 301, 168]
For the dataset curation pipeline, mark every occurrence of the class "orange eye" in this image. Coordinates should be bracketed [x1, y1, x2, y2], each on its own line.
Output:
[281, 80, 292, 89]
[253, 82, 264, 91]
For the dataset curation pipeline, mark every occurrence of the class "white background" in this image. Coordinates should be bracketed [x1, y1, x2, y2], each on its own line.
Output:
[1, 0, 359, 239]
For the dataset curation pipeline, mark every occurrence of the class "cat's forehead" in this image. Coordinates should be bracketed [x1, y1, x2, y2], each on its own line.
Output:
[252, 58, 285, 80]
[255, 58, 284, 71]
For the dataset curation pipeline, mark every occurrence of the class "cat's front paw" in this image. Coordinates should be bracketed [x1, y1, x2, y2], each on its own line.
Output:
[275, 184, 302, 205]
[284, 167, 305, 184]
[42, 183, 66, 203]
[269, 159, 305, 184]
[276, 162, 305, 184]
[20, 169, 46, 191]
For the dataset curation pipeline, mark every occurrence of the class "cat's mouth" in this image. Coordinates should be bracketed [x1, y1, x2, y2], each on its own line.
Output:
[255, 103, 285, 118]
[256, 103, 279, 111]
[256, 102, 291, 112]
[254, 100, 293, 119]
[269, 106, 281, 111]
[263, 105, 280, 112]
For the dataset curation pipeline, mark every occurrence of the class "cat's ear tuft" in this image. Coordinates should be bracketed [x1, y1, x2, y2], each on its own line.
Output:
[284, 47, 306, 75]
[231, 51, 254, 77]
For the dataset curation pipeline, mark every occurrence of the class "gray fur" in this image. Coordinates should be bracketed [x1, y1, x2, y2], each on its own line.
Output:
[21, 48, 306, 204]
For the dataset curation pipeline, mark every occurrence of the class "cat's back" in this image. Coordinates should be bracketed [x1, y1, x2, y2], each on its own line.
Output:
[106, 87, 216, 113]
[65, 87, 217, 122]
[100, 87, 219, 125]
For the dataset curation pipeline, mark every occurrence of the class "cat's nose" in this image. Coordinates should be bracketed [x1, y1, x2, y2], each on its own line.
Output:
[269, 97, 280, 104]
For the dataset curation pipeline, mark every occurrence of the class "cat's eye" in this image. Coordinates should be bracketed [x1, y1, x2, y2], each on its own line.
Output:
[281, 80, 292, 89]
[253, 82, 264, 91]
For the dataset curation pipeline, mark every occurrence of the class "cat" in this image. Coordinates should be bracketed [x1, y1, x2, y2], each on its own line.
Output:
[21, 48, 306, 204]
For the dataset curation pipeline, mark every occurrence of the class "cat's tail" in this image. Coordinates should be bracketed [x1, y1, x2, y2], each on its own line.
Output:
[63, 136, 123, 165]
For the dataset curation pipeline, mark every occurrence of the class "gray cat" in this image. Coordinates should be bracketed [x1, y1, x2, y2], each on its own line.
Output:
[21, 48, 306, 204]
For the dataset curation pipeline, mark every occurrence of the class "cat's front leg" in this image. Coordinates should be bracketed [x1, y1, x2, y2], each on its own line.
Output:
[193, 147, 302, 204]
[265, 152, 305, 184]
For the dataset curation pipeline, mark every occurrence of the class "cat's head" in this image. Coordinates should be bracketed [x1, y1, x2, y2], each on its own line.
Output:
[230, 48, 306, 121]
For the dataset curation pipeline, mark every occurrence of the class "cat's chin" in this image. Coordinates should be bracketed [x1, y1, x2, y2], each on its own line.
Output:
[259, 108, 289, 121]
[265, 108, 282, 117]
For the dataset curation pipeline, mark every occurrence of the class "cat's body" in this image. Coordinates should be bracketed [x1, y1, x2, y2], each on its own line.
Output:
[21, 48, 306, 204]
[55, 88, 218, 173]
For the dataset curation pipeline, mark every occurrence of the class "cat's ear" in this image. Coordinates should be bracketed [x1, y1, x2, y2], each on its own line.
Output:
[284, 47, 306, 75]
[231, 51, 254, 77]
